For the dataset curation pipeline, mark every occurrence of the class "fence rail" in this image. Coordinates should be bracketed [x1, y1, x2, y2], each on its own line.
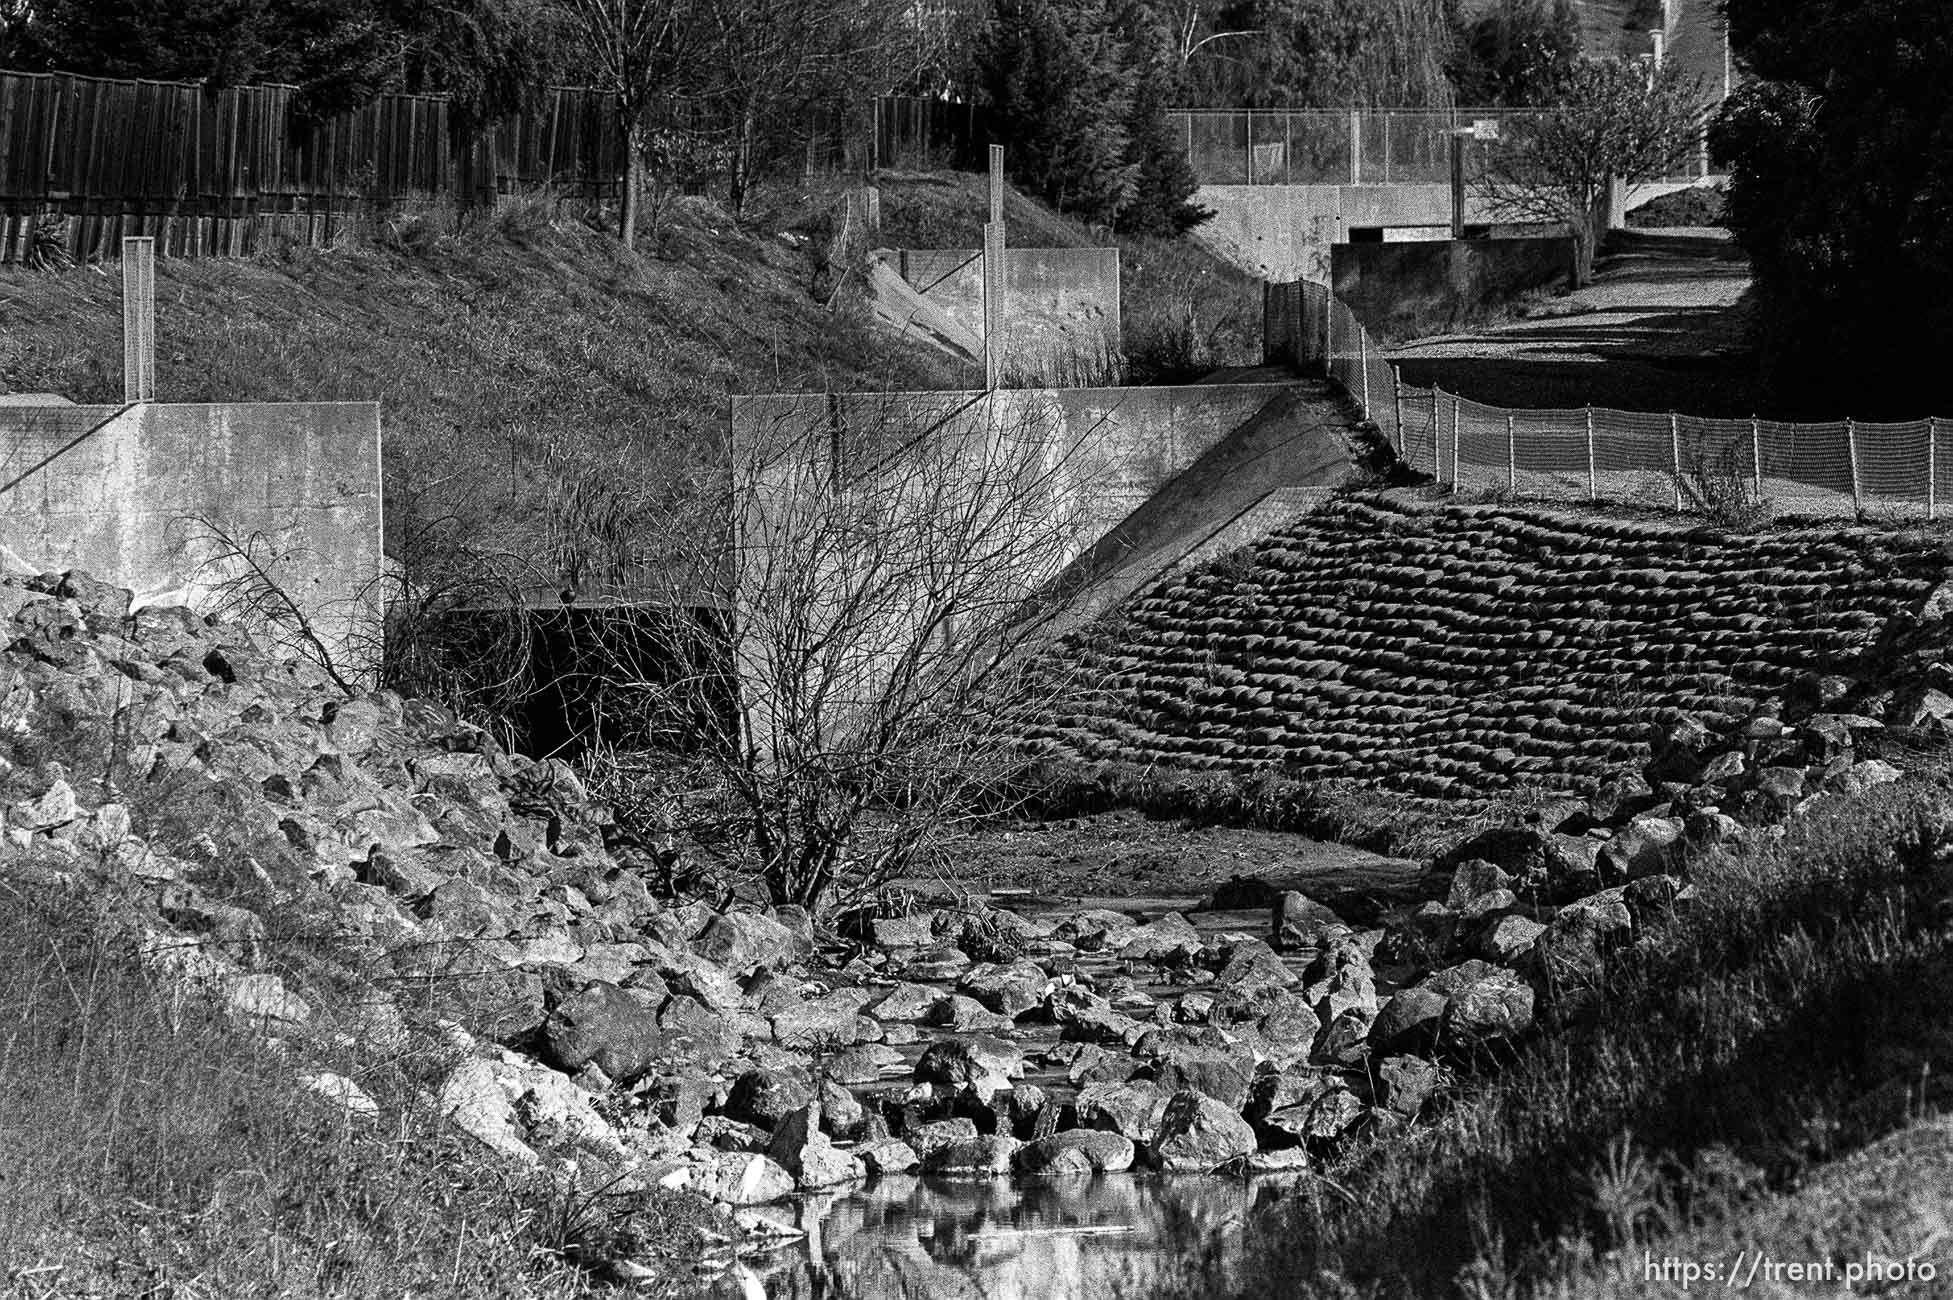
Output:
[1170, 108, 1711, 188]
[1268, 278, 1952, 522]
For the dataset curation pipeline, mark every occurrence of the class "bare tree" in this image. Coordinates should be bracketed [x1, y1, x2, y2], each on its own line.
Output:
[552, 0, 707, 249]
[592, 395, 1097, 910]
[1478, 59, 1707, 286]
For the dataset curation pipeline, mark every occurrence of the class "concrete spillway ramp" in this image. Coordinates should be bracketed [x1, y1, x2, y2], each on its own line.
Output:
[1038, 380, 1353, 629]
[862, 249, 984, 364]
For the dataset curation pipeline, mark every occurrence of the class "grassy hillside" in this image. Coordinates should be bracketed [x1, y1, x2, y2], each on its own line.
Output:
[1, 174, 1264, 603]
[864, 171, 1265, 383]
[0, 189, 977, 603]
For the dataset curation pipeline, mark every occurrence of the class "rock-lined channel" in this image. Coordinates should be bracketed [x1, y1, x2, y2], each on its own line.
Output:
[8, 535, 1951, 1292]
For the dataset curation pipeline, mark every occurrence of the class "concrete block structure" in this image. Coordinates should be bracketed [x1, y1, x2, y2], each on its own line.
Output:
[0, 399, 385, 675]
[895, 247, 1122, 384]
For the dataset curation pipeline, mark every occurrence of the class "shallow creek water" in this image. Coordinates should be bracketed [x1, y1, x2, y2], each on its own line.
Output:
[704, 1166, 1301, 1299]
[704, 880, 1419, 1300]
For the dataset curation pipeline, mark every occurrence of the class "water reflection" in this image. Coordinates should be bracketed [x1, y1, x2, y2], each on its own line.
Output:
[708, 1171, 1304, 1300]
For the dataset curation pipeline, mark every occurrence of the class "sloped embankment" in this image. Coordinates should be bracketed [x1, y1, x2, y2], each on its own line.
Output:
[1037, 491, 1953, 800]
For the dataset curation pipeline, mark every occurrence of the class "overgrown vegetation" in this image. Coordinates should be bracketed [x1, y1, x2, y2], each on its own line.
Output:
[562, 396, 1098, 910]
[1713, 0, 1953, 419]
[0, 879, 713, 1297]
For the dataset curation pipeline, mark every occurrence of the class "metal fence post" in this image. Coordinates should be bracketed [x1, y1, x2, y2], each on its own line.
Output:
[1359, 329, 1370, 419]
[1324, 291, 1334, 378]
[1670, 412, 1683, 511]
[1451, 397, 1461, 491]
[1349, 109, 1361, 185]
[1847, 418, 1861, 513]
[1586, 406, 1597, 501]
[1392, 367, 1404, 454]
[1507, 413, 1517, 492]
[1931, 417, 1940, 521]
[1245, 109, 1255, 185]
[1432, 386, 1442, 481]
[1751, 415, 1763, 498]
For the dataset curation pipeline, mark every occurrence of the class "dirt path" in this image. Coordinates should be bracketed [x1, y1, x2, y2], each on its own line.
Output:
[1390, 228, 1758, 417]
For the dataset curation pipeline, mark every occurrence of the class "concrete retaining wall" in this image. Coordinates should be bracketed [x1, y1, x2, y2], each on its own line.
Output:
[1196, 179, 1721, 281]
[895, 247, 1121, 383]
[1193, 184, 1514, 280]
[732, 382, 1300, 560]
[0, 401, 384, 674]
[1331, 236, 1572, 343]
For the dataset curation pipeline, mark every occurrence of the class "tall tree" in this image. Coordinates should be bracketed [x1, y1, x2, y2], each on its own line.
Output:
[1182, 0, 1456, 108]
[552, 0, 708, 249]
[977, 0, 1137, 225]
[1113, 0, 1211, 235]
[1712, 0, 1953, 417]
[1449, 0, 1580, 106]
[1479, 58, 1706, 285]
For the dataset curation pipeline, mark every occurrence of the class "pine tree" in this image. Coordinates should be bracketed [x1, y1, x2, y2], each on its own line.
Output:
[978, 0, 1137, 225]
[1115, 22, 1212, 235]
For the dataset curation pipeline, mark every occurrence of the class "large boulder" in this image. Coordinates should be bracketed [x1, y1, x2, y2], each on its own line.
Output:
[1142, 1044, 1257, 1110]
[1150, 1091, 1257, 1172]
[1213, 938, 1298, 995]
[957, 960, 1048, 1018]
[1273, 891, 1345, 951]
[922, 1134, 1020, 1176]
[1423, 961, 1534, 1052]
[1117, 912, 1203, 963]
[1303, 940, 1377, 1032]
[1014, 1129, 1136, 1175]
[694, 1151, 795, 1205]
[723, 1067, 816, 1130]
[1598, 816, 1685, 882]
[913, 1034, 1025, 1101]
[540, 981, 664, 1083]
[1368, 986, 1448, 1057]
[1075, 1080, 1172, 1144]
[691, 910, 807, 977]
[766, 1104, 865, 1189]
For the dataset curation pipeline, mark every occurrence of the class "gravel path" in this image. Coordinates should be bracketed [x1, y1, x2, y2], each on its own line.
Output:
[1390, 228, 1758, 417]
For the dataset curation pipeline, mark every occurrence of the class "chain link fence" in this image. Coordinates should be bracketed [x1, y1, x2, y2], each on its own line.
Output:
[1171, 109, 1710, 188]
[1268, 278, 1953, 522]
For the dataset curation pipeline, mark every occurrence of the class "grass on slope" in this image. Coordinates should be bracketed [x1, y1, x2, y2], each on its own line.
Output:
[0, 190, 975, 602]
[1138, 778, 1953, 1299]
[0, 888, 579, 1298]
[856, 171, 1266, 384]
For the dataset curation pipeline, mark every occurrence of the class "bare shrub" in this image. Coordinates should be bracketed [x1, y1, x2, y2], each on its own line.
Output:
[590, 393, 1097, 911]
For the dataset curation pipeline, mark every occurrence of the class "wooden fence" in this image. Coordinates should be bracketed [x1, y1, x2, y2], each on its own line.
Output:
[0, 71, 623, 262]
[0, 71, 991, 263]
